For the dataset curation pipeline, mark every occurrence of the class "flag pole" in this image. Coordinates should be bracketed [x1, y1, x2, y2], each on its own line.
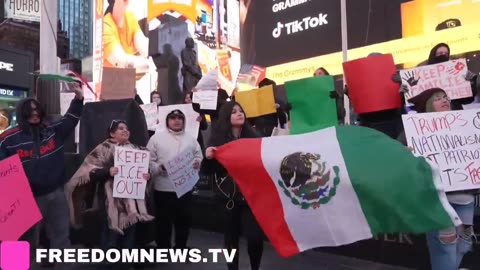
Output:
[341, 0, 350, 125]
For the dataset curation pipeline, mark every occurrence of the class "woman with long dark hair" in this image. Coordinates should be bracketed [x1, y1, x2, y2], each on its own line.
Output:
[204, 101, 264, 270]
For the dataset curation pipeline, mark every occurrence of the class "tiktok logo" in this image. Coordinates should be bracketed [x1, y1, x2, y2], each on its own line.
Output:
[272, 13, 329, 38]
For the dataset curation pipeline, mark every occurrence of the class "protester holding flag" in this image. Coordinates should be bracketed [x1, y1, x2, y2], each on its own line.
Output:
[204, 101, 264, 270]
[398, 88, 476, 270]
[66, 120, 153, 269]
[426, 43, 479, 110]
[0, 82, 84, 270]
[147, 109, 203, 250]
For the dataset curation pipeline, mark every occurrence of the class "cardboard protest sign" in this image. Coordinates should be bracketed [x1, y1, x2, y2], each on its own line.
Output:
[343, 54, 401, 114]
[402, 109, 480, 192]
[113, 147, 150, 199]
[192, 91, 218, 110]
[401, 59, 471, 101]
[140, 103, 158, 131]
[100, 67, 136, 100]
[0, 155, 42, 240]
[164, 149, 200, 198]
[235, 85, 276, 118]
[157, 104, 200, 139]
[286, 76, 337, 135]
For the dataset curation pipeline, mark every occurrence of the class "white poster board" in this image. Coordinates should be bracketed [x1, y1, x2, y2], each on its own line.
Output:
[402, 109, 480, 192]
[400, 59, 471, 101]
[193, 91, 218, 110]
[113, 147, 150, 199]
[156, 104, 200, 139]
[140, 103, 158, 131]
[164, 148, 199, 198]
[195, 69, 218, 91]
[462, 103, 480, 111]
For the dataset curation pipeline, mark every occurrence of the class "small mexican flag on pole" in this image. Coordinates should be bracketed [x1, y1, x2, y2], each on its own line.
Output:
[32, 71, 96, 97]
[214, 125, 461, 258]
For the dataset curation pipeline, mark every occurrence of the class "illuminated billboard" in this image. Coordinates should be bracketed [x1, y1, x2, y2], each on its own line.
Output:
[239, 0, 480, 85]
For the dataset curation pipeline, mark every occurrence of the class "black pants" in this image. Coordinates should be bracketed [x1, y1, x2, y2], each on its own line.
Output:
[223, 203, 264, 270]
[154, 191, 192, 249]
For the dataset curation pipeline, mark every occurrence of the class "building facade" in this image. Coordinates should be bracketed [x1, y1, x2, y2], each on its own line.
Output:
[58, 0, 92, 59]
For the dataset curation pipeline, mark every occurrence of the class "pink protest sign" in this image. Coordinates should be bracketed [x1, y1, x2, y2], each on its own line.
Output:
[0, 155, 42, 241]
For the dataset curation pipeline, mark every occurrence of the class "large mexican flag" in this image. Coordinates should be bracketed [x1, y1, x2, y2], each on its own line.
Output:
[214, 125, 460, 258]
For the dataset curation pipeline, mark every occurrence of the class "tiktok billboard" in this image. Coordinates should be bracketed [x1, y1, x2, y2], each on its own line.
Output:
[240, 0, 341, 67]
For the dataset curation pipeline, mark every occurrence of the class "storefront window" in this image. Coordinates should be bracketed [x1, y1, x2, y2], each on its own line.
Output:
[0, 87, 29, 128]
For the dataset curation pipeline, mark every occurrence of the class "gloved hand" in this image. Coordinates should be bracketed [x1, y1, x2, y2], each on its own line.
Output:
[465, 70, 478, 82]
[329, 91, 339, 99]
[391, 71, 402, 83]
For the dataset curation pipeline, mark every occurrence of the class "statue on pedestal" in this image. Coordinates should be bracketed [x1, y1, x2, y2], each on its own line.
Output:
[181, 38, 202, 92]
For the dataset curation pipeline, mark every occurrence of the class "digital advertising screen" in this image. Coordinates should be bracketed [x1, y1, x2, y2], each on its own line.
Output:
[240, 0, 480, 85]
[91, 0, 241, 102]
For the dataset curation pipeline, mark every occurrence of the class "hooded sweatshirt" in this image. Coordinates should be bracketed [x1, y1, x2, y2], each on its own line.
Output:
[146, 113, 203, 192]
[0, 97, 83, 196]
[427, 43, 450, 65]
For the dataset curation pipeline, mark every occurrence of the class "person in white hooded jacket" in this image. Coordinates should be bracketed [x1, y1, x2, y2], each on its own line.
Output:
[147, 109, 203, 249]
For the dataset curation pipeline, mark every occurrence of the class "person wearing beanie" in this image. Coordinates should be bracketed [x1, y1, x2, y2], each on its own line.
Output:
[146, 109, 203, 250]
[397, 87, 475, 270]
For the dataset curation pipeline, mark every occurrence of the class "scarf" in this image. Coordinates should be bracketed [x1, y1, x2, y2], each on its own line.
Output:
[65, 139, 154, 235]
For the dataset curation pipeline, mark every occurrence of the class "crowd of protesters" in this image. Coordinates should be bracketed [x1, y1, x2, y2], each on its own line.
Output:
[0, 43, 479, 270]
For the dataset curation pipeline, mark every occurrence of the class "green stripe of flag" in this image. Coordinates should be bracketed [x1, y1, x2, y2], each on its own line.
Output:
[36, 74, 76, 82]
[336, 125, 456, 234]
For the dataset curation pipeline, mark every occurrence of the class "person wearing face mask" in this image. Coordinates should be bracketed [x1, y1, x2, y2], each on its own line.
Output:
[147, 109, 203, 250]
[426, 43, 479, 110]
[204, 101, 264, 270]
[0, 83, 84, 270]
[397, 88, 476, 270]
[66, 120, 153, 270]
[151, 91, 163, 107]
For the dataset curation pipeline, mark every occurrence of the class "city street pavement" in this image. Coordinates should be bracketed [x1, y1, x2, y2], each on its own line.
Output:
[31, 230, 412, 270]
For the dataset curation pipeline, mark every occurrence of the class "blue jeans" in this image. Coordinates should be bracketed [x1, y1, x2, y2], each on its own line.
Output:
[426, 202, 474, 270]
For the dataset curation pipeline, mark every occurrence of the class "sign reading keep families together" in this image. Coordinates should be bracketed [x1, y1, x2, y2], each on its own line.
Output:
[400, 59, 471, 101]
[402, 109, 480, 192]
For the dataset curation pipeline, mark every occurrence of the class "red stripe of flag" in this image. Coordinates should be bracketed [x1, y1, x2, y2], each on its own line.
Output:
[215, 138, 299, 257]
